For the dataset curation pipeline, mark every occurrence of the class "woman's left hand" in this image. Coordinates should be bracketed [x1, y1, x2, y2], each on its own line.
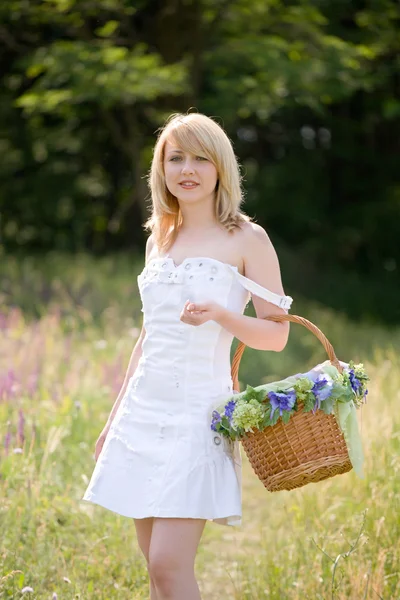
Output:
[180, 299, 224, 326]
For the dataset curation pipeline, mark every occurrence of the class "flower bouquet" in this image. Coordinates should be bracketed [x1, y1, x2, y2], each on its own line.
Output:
[213, 313, 370, 491]
[212, 361, 368, 439]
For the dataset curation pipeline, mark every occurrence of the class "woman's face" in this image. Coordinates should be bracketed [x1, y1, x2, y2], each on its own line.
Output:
[163, 138, 218, 204]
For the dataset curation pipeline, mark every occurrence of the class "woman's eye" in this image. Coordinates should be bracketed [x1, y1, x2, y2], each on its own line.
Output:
[196, 156, 208, 161]
[170, 156, 182, 161]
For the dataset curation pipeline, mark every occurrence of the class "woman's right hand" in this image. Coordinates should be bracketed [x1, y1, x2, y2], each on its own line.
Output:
[94, 424, 111, 463]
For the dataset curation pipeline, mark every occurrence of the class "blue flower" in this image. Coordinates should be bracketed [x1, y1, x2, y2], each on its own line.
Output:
[211, 410, 222, 431]
[268, 390, 296, 419]
[224, 399, 236, 423]
[349, 369, 362, 394]
[311, 375, 333, 412]
[312, 375, 333, 400]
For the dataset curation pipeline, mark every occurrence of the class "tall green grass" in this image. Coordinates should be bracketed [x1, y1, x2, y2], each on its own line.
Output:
[1, 254, 398, 599]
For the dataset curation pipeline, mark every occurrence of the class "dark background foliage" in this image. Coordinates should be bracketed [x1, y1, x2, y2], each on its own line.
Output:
[1, 0, 399, 322]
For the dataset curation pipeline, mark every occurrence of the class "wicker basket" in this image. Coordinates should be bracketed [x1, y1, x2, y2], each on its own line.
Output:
[230, 314, 352, 492]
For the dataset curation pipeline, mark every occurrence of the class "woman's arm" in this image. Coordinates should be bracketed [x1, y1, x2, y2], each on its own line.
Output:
[218, 223, 290, 352]
[182, 224, 290, 352]
[105, 235, 153, 428]
[215, 307, 288, 352]
[105, 326, 146, 427]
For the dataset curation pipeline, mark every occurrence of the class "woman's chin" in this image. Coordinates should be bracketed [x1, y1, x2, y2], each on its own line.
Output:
[174, 189, 216, 205]
[176, 192, 207, 203]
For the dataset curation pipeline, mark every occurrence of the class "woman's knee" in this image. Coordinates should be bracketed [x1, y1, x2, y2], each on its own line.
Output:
[148, 552, 187, 592]
[147, 517, 205, 594]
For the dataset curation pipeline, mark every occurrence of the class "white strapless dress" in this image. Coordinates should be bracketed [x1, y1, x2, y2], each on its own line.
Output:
[81, 256, 292, 527]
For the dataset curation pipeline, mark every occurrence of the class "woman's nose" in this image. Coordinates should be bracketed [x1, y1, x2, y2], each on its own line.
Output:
[181, 160, 195, 174]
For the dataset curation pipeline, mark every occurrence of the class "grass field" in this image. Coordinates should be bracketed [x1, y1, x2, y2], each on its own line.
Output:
[1, 253, 399, 599]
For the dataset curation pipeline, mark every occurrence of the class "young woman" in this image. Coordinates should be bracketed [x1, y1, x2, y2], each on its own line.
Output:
[82, 112, 293, 599]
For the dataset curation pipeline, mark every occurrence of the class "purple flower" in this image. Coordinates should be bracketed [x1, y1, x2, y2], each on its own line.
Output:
[211, 410, 222, 431]
[311, 375, 333, 412]
[311, 376, 332, 400]
[0, 369, 17, 401]
[349, 369, 362, 394]
[268, 390, 296, 419]
[4, 429, 12, 455]
[18, 409, 25, 446]
[224, 400, 236, 423]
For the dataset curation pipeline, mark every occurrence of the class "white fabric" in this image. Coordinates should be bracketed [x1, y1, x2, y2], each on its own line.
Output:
[230, 266, 293, 311]
[82, 256, 292, 527]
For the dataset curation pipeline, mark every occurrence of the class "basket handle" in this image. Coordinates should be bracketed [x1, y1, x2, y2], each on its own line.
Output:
[231, 313, 343, 393]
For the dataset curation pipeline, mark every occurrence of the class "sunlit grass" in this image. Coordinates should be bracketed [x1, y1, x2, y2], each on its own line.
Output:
[0, 254, 399, 599]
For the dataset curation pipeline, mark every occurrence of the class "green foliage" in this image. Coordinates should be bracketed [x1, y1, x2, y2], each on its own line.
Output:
[203, 6, 375, 124]
[16, 42, 187, 113]
[303, 393, 316, 413]
[244, 384, 267, 404]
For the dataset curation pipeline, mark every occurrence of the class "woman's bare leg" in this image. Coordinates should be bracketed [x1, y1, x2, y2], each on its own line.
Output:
[133, 517, 158, 599]
[148, 517, 206, 600]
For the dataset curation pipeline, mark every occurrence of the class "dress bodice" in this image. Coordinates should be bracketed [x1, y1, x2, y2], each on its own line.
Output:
[136, 256, 292, 388]
[138, 255, 292, 315]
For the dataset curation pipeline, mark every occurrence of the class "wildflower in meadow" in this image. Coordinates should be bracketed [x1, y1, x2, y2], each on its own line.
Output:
[18, 408, 25, 446]
[4, 427, 11, 455]
[0, 369, 17, 401]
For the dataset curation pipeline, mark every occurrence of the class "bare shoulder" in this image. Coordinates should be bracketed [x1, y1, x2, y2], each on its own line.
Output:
[145, 233, 155, 263]
[235, 222, 275, 264]
[236, 221, 285, 297]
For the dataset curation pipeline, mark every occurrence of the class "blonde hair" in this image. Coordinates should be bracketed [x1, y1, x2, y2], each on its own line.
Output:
[144, 112, 252, 253]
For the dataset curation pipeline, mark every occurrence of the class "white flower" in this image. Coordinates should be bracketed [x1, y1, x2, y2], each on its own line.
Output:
[94, 340, 107, 349]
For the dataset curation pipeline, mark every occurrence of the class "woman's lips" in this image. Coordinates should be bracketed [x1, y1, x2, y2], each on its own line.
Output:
[179, 182, 199, 189]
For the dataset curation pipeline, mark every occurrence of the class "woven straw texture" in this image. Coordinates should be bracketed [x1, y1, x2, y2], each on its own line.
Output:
[231, 314, 352, 492]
